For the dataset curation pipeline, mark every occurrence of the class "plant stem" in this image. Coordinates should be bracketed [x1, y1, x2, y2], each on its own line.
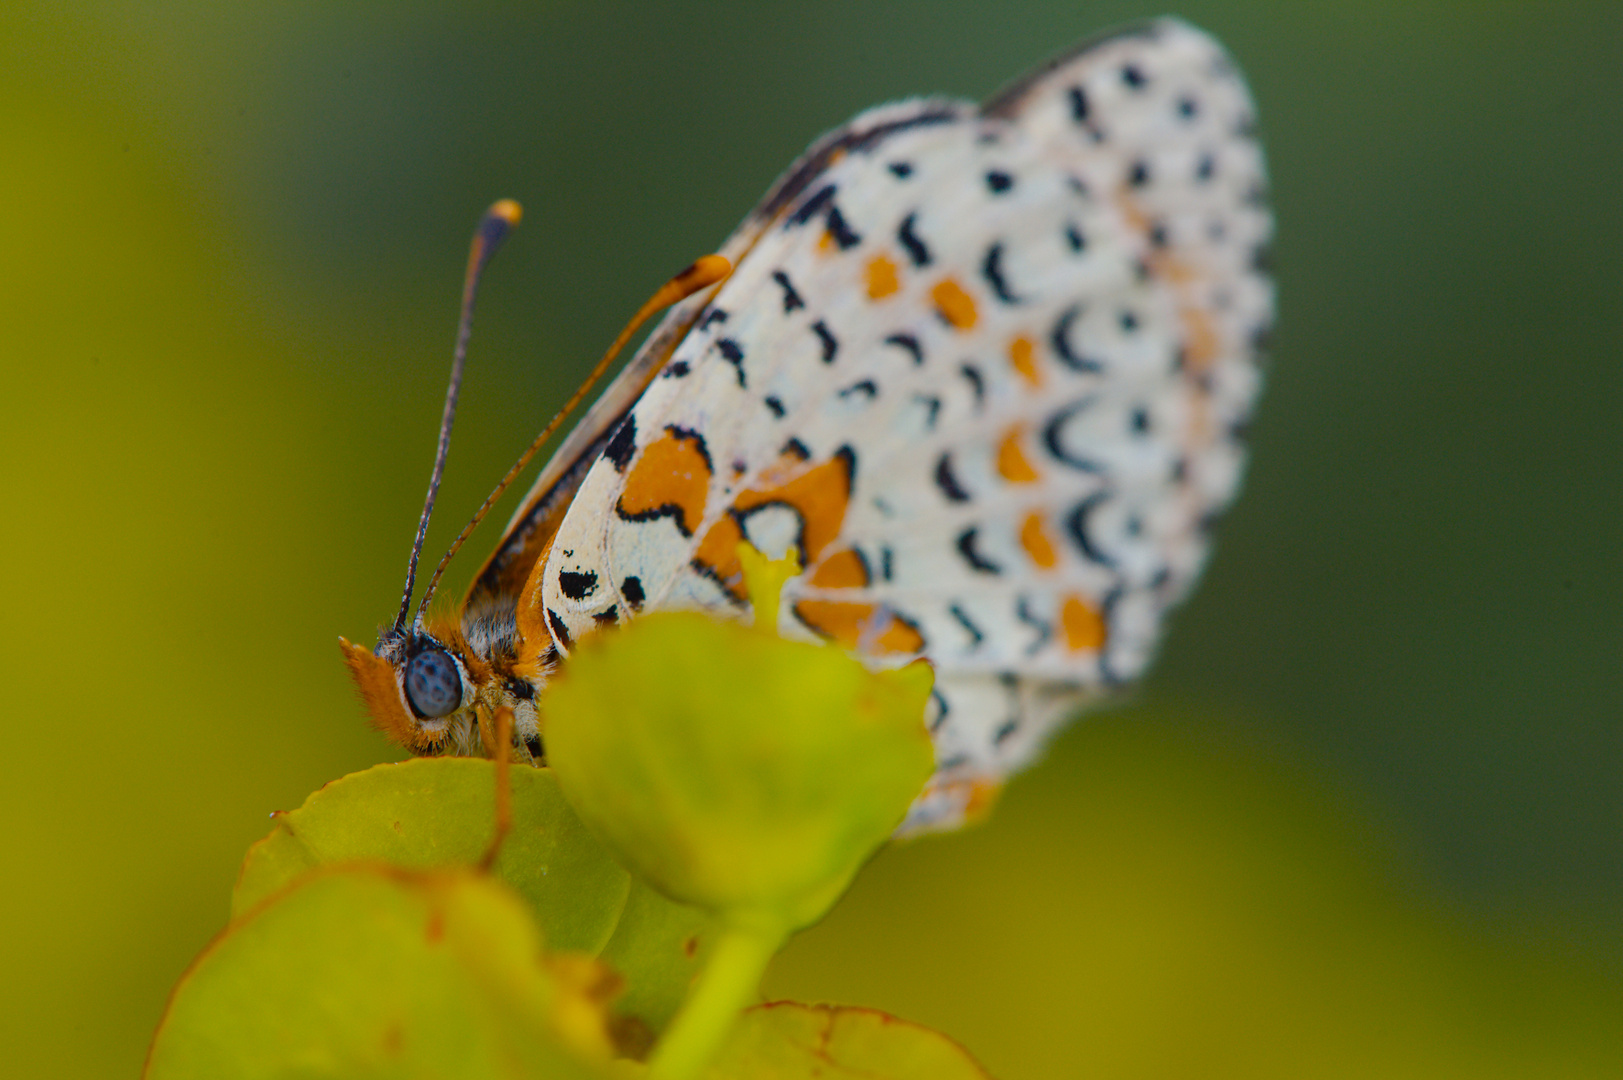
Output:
[646, 923, 783, 1080]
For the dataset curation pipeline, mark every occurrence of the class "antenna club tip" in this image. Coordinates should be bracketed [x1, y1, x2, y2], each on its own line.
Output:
[682, 254, 731, 288]
[488, 199, 523, 226]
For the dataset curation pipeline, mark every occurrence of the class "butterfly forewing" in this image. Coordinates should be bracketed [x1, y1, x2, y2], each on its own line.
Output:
[537, 19, 1272, 830]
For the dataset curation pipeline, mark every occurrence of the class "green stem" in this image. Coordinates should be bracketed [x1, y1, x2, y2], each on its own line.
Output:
[646, 923, 784, 1080]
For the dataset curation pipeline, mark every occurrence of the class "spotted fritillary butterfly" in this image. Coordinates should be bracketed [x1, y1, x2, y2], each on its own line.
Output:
[343, 18, 1273, 833]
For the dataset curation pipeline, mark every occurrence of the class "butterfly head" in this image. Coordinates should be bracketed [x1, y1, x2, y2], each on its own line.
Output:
[339, 621, 486, 754]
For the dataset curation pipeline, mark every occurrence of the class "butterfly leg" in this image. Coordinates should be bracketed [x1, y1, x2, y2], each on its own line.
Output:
[477, 704, 515, 869]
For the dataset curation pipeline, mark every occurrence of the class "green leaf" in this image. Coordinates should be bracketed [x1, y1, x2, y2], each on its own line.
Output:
[232, 758, 716, 1039]
[233, 758, 628, 954]
[597, 877, 719, 1046]
[546, 611, 935, 935]
[704, 1003, 991, 1079]
[147, 866, 607, 1079]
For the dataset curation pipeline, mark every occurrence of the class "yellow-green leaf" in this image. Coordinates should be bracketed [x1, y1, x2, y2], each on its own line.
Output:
[546, 611, 934, 935]
[705, 1003, 990, 1079]
[233, 758, 628, 953]
[232, 758, 714, 1039]
[147, 867, 606, 1079]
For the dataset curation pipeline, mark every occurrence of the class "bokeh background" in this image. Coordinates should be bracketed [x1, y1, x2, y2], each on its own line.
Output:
[3, 2, 1619, 1076]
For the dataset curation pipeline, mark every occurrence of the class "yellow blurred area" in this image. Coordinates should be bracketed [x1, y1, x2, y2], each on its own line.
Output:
[770, 711, 1623, 1077]
[1, 4, 1619, 1078]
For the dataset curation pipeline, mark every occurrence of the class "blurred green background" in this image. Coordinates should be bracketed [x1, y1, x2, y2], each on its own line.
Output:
[2, 2, 1619, 1076]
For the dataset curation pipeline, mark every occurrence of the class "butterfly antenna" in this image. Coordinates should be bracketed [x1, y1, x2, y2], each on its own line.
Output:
[393, 199, 524, 634]
[413, 253, 731, 617]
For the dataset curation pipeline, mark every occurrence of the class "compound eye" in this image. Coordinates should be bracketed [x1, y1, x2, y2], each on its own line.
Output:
[404, 649, 462, 718]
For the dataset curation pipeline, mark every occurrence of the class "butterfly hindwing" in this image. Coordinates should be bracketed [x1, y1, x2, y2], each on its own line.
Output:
[538, 18, 1272, 830]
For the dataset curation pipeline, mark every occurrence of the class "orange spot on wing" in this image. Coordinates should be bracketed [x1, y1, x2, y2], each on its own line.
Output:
[692, 448, 854, 601]
[691, 514, 745, 599]
[865, 254, 900, 299]
[930, 278, 978, 330]
[1181, 306, 1220, 371]
[809, 547, 870, 589]
[1019, 513, 1059, 569]
[996, 426, 1041, 484]
[1060, 594, 1107, 652]
[962, 778, 1002, 820]
[793, 600, 925, 655]
[1116, 186, 1222, 374]
[615, 427, 712, 537]
[1009, 335, 1041, 388]
[732, 451, 852, 564]
[818, 230, 835, 253]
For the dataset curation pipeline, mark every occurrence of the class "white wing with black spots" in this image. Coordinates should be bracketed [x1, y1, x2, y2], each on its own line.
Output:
[540, 19, 1272, 831]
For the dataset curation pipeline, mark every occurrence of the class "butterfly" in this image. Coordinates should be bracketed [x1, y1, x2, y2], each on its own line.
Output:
[342, 17, 1273, 834]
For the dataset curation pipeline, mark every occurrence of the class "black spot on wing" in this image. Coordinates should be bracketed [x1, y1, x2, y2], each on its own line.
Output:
[593, 606, 619, 626]
[558, 570, 597, 600]
[780, 437, 811, 461]
[897, 212, 932, 268]
[546, 609, 572, 650]
[838, 380, 878, 401]
[1015, 595, 1053, 656]
[788, 183, 836, 227]
[982, 242, 1021, 304]
[1120, 62, 1147, 89]
[955, 528, 1001, 574]
[715, 338, 746, 386]
[912, 393, 942, 431]
[1051, 306, 1102, 373]
[764, 395, 786, 418]
[934, 452, 971, 502]
[1064, 223, 1086, 252]
[1068, 85, 1089, 122]
[959, 364, 986, 409]
[825, 205, 861, 249]
[883, 333, 923, 365]
[888, 161, 913, 178]
[985, 170, 1013, 194]
[790, 184, 863, 250]
[771, 270, 805, 313]
[1065, 493, 1115, 566]
[700, 307, 728, 330]
[1043, 401, 1104, 472]
[880, 545, 894, 582]
[662, 360, 690, 378]
[812, 320, 838, 363]
[621, 576, 645, 610]
[604, 415, 637, 471]
[949, 603, 985, 648]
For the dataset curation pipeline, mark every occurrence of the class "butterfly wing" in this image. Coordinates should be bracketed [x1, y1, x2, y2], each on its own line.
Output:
[539, 18, 1273, 830]
[464, 102, 968, 613]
